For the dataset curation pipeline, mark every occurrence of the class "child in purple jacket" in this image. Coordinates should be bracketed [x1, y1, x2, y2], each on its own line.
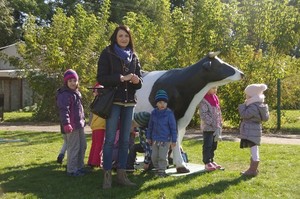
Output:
[146, 90, 177, 177]
[56, 69, 87, 176]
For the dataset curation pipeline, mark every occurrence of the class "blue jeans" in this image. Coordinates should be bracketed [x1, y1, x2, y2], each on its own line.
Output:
[103, 104, 134, 170]
[202, 131, 218, 164]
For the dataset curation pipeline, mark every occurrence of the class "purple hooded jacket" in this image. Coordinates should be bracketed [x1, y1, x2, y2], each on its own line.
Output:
[56, 86, 85, 132]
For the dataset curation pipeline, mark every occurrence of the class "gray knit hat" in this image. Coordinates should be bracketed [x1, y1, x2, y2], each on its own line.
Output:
[134, 111, 150, 127]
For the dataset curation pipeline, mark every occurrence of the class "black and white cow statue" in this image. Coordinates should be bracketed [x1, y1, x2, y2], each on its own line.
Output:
[135, 51, 244, 173]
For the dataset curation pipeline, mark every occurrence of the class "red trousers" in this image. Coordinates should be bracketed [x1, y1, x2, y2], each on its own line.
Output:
[87, 129, 105, 167]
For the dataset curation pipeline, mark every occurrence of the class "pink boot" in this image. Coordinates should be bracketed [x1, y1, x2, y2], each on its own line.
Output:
[241, 159, 259, 176]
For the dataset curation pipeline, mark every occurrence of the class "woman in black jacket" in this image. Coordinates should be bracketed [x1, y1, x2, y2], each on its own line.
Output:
[97, 25, 142, 189]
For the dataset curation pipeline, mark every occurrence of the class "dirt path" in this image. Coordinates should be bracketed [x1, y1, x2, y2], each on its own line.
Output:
[1, 122, 299, 145]
[184, 129, 300, 145]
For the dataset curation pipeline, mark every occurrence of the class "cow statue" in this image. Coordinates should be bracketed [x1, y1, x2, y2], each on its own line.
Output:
[134, 51, 244, 173]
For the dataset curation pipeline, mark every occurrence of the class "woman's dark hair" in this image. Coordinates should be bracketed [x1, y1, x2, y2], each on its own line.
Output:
[110, 25, 135, 52]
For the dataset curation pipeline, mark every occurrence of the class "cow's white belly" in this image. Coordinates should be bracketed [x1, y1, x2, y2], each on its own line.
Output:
[135, 71, 166, 113]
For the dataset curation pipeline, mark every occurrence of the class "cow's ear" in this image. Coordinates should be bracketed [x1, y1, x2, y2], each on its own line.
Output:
[203, 61, 211, 70]
[208, 51, 221, 58]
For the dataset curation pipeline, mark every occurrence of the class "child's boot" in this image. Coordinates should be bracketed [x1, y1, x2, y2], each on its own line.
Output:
[102, 170, 112, 189]
[241, 159, 259, 176]
[117, 169, 136, 186]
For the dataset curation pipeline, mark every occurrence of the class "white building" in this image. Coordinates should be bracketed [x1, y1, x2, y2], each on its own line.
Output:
[0, 42, 34, 114]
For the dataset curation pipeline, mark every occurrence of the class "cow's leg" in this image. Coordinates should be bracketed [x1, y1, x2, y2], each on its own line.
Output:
[173, 128, 190, 173]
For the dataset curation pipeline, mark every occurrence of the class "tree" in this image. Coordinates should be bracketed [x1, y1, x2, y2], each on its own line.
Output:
[170, 0, 186, 10]
[122, 12, 159, 71]
[18, 4, 110, 121]
[122, 0, 175, 70]
[0, 0, 16, 46]
[12, 0, 300, 126]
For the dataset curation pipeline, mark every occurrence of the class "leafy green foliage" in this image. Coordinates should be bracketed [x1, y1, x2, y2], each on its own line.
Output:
[0, 0, 16, 46]
[9, 0, 300, 126]
[17, 4, 110, 120]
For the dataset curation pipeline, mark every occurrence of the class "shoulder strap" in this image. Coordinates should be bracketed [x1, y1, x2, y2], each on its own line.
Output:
[106, 47, 114, 75]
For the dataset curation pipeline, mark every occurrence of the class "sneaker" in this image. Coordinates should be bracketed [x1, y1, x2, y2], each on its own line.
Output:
[67, 170, 85, 177]
[56, 154, 64, 164]
[87, 164, 96, 169]
[176, 167, 190, 173]
[205, 163, 216, 171]
[78, 167, 92, 174]
[168, 157, 173, 165]
[126, 167, 135, 172]
[211, 162, 222, 169]
[157, 172, 168, 178]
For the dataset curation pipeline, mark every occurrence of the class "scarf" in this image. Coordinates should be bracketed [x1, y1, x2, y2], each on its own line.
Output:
[204, 93, 219, 107]
[245, 94, 265, 106]
[114, 44, 133, 64]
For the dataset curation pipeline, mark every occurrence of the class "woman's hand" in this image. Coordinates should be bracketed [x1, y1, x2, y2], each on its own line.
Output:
[120, 73, 134, 82]
[120, 73, 140, 84]
[130, 74, 140, 84]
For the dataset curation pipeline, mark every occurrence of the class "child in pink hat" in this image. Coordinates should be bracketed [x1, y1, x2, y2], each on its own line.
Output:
[239, 83, 270, 176]
[56, 69, 87, 176]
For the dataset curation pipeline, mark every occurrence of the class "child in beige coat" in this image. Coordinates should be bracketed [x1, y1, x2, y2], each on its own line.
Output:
[238, 83, 269, 176]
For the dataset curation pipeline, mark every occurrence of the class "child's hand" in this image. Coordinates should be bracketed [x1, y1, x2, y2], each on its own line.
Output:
[213, 127, 222, 142]
[64, 124, 73, 133]
[171, 142, 176, 148]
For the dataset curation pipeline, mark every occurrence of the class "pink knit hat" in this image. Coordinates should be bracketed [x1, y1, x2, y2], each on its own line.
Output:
[63, 69, 79, 83]
[244, 84, 267, 97]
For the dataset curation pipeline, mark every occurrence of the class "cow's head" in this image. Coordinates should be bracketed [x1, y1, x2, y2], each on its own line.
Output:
[199, 51, 244, 85]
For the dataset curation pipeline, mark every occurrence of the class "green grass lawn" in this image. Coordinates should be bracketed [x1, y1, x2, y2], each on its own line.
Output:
[2, 112, 33, 122]
[0, 130, 299, 199]
[262, 110, 300, 133]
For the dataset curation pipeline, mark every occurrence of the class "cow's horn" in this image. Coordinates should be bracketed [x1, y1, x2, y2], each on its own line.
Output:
[208, 51, 221, 58]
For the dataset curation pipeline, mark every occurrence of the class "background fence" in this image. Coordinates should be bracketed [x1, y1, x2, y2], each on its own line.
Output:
[274, 78, 300, 132]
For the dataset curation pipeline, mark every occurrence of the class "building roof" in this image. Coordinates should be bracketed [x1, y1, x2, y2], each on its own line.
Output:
[0, 69, 24, 78]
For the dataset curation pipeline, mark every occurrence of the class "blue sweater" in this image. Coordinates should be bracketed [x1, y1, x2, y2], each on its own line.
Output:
[146, 108, 177, 143]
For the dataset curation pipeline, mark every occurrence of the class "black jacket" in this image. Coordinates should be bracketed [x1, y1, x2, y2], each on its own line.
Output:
[96, 46, 142, 103]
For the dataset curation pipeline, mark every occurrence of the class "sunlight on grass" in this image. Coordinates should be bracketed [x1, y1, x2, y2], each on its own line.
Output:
[3, 112, 33, 122]
[0, 131, 299, 198]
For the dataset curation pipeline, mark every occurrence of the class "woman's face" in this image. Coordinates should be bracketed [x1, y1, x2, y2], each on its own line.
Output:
[116, 29, 130, 49]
